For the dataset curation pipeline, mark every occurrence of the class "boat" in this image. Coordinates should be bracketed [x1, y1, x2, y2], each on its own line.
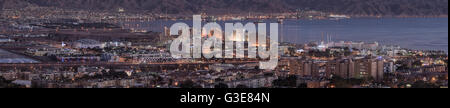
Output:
[329, 14, 351, 20]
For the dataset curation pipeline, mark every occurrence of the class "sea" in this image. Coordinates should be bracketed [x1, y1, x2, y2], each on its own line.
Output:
[118, 17, 448, 52]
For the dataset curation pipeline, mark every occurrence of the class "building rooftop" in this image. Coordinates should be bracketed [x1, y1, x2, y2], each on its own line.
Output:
[75, 39, 102, 45]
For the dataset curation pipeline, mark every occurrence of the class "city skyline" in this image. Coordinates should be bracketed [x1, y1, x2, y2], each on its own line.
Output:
[0, 0, 448, 89]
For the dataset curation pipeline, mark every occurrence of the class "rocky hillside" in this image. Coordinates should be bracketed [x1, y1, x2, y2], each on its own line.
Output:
[1, 0, 448, 16]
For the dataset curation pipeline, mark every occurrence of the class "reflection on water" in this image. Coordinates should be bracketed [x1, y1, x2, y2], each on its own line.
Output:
[118, 18, 448, 52]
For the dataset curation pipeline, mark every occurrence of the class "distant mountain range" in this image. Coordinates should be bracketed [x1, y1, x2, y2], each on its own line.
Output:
[1, 0, 448, 16]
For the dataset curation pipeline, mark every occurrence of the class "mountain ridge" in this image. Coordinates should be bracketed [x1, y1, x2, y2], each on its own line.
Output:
[1, 0, 448, 16]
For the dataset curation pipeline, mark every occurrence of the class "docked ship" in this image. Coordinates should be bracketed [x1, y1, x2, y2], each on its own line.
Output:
[329, 14, 351, 20]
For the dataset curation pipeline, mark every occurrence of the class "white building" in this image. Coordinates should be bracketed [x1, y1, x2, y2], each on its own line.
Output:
[73, 39, 105, 49]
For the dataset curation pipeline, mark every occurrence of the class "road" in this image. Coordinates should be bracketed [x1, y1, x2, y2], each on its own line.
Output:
[0, 61, 259, 67]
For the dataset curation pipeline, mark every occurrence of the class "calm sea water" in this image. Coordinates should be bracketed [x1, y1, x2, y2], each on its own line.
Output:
[119, 18, 448, 52]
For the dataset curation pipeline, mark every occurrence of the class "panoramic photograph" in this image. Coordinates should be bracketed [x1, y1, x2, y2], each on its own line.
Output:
[0, 0, 447, 89]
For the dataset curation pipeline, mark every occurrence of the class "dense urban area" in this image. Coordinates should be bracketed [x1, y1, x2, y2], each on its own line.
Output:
[0, 1, 448, 88]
